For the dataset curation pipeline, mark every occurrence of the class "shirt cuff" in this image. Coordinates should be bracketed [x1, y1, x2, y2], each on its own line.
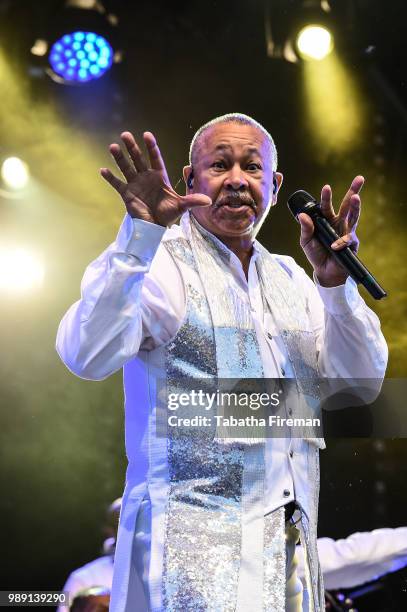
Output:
[115, 214, 166, 261]
[313, 272, 364, 316]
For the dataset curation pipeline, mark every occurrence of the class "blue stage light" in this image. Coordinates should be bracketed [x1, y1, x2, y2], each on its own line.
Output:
[49, 31, 113, 83]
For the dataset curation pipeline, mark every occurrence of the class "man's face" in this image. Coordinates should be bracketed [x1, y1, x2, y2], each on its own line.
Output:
[184, 122, 282, 241]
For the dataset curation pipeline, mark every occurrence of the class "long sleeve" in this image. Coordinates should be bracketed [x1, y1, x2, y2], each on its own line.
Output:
[56, 215, 184, 380]
[296, 528, 407, 589]
[292, 261, 388, 380]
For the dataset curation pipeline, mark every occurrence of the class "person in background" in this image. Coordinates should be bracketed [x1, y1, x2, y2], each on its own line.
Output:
[70, 587, 110, 612]
[57, 499, 121, 612]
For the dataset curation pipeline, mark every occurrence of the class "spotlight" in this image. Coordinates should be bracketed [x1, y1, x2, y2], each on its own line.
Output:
[296, 25, 333, 61]
[265, 0, 335, 63]
[49, 31, 113, 83]
[30, 1, 121, 85]
[1, 157, 30, 190]
[0, 248, 44, 293]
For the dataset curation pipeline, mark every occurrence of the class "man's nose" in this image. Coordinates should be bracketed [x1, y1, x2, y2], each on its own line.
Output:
[224, 166, 248, 191]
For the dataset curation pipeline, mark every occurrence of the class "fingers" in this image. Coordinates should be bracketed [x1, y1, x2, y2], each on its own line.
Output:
[346, 194, 361, 231]
[331, 232, 359, 252]
[338, 175, 364, 220]
[298, 212, 315, 247]
[100, 168, 127, 195]
[105, 131, 169, 186]
[107, 132, 149, 184]
[178, 193, 212, 212]
[143, 132, 168, 175]
[120, 132, 148, 173]
[109, 143, 138, 182]
[320, 184, 335, 221]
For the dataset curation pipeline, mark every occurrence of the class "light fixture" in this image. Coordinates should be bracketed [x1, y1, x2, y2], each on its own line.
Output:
[265, 0, 334, 63]
[49, 31, 113, 83]
[296, 25, 333, 61]
[1, 157, 30, 190]
[29, 0, 121, 85]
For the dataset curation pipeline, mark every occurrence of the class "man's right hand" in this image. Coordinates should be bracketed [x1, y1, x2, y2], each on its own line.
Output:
[100, 131, 211, 227]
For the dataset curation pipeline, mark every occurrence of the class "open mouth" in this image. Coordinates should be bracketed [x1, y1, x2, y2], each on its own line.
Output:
[215, 197, 256, 211]
[223, 202, 251, 209]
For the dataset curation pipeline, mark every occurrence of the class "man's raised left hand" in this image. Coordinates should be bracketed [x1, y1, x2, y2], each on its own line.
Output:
[297, 175, 364, 287]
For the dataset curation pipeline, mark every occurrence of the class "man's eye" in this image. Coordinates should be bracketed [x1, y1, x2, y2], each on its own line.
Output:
[247, 163, 262, 171]
[211, 161, 226, 169]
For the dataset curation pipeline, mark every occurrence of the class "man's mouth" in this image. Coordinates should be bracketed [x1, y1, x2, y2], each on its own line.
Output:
[223, 202, 250, 209]
[214, 195, 256, 211]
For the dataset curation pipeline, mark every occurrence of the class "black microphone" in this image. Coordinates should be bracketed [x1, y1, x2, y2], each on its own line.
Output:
[287, 190, 387, 300]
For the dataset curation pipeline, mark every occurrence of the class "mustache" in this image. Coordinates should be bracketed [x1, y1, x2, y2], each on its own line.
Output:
[214, 192, 257, 210]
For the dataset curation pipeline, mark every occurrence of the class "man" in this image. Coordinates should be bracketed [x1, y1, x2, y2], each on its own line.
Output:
[56, 113, 387, 611]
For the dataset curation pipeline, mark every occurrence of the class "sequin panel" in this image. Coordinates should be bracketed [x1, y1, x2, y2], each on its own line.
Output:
[255, 249, 309, 332]
[298, 511, 325, 612]
[281, 331, 324, 446]
[281, 331, 319, 392]
[163, 236, 246, 611]
[163, 441, 244, 612]
[165, 238, 198, 272]
[263, 506, 286, 611]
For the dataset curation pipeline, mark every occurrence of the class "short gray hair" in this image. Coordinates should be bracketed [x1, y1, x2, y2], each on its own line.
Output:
[189, 113, 278, 171]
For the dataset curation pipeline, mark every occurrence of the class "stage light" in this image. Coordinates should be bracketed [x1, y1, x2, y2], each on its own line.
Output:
[296, 25, 333, 60]
[49, 31, 113, 82]
[29, 1, 121, 85]
[0, 248, 44, 293]
[265, 0, 335, 63]
[1, 157, 30, 190]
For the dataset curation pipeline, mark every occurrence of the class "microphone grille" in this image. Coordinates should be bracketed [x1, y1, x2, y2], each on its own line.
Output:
[287, 190, 316, 217]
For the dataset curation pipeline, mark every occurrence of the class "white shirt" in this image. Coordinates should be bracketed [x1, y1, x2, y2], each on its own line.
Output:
[298, 527, 407, 589]
[56, 214, 388, 515]
[57, 555, 113, 612]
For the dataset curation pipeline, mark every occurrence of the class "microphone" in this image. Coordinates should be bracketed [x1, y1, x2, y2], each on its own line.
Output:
[287, 190, 387, 300]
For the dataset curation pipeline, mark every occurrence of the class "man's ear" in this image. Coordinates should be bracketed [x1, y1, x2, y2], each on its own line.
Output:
[271, 172, 283, 205]
[183, 165, 193, 192]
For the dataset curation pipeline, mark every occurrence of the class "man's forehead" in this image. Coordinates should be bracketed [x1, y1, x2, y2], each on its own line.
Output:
[199, 123, 269, 156]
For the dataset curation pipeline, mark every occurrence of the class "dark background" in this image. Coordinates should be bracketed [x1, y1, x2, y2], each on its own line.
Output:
[0, 1, 406, 610]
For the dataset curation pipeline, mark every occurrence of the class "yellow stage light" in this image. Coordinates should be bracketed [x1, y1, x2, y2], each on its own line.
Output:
[0, 248, 44, 292]
[296, 25, 333, 61]
[1, 157, 30, 189]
